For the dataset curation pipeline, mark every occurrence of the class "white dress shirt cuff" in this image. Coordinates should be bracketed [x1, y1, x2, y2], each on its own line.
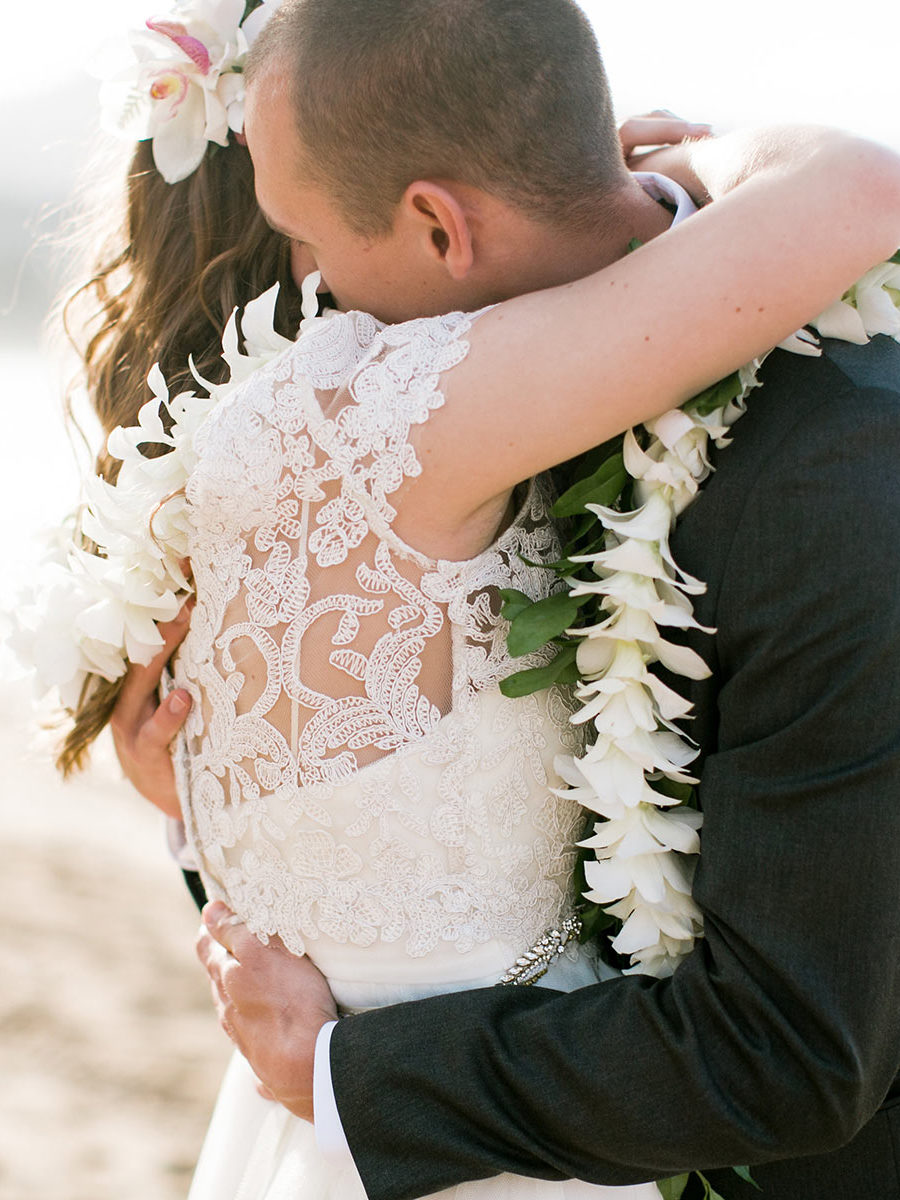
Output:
[166, 818, 200, 872]
[314, 1019, 355, 1164]
[632, 171, 697, 226]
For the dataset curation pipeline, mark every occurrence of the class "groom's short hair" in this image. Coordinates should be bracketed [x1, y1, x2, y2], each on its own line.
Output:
[247, 0, 626, 236]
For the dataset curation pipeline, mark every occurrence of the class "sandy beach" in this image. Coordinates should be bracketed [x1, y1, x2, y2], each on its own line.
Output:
[0, 677, 230, 1200]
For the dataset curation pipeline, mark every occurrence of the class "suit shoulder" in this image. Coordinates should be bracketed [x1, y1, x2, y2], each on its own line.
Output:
[817, 333, 900, 396]
[708, 335, 900, 479]
[756, 334, 900, 419]
[673, 335, 900, 596]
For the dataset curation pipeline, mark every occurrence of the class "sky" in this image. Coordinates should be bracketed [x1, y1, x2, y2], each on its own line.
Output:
[3, 0, 898, 143]
[585, 1, 899, 149]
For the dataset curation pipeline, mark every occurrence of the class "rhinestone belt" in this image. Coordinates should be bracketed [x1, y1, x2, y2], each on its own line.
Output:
[497, 913, 584, 987]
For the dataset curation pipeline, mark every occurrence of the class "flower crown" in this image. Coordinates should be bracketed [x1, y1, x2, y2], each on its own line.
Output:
[99, 0, 279, 183]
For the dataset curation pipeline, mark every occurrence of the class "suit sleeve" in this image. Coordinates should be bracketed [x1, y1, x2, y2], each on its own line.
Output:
[329, 365, 900, 1200]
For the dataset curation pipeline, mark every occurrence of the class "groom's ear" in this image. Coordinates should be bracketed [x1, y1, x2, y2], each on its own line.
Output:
[401, 181, 474, 280]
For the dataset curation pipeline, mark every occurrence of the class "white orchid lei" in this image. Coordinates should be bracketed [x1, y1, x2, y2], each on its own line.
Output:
[99, 0, 279, 183]
[8, 282, 319, 711]
[500, 248, 900, 985]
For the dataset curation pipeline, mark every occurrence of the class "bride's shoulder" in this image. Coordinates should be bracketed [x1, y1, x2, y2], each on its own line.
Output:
[258, 308, 376, 396]
[211, 304, 495, 455]
[374, 307, 492, 362]
[342, 306, 494, 410]
[275, 304, 492, 389]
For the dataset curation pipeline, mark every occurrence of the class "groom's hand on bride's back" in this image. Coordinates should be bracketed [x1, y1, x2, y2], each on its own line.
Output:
[109, 601, 193, 819]
[197, 902, 338, 1124]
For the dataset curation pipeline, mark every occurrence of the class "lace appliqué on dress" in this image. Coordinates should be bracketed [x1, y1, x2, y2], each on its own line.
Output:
[174, 308, 586, 963]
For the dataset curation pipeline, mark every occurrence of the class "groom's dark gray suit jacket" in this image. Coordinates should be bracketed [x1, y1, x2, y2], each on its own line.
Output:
[329, 334, 900, 1200]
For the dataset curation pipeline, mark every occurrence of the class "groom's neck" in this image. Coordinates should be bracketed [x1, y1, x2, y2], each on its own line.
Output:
[479, 176, 675, 304]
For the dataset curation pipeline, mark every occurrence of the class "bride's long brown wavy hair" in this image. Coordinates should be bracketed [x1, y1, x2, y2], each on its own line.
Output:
[58, 133, 304, 775]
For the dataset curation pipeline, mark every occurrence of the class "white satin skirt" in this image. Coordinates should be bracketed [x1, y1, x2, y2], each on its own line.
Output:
[187, 949, 660, 1200]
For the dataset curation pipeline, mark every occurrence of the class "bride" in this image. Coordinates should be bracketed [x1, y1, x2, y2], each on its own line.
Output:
[59, 1, 900, 1198]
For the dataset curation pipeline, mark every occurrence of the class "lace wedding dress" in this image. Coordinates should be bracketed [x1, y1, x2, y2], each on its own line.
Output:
[172, 306, 661, 1200]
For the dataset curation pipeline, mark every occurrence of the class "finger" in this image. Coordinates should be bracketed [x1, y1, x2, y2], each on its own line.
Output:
[210, 977, 240, 1046]
[135, 689, 192, 749]
[619, 116, 712, 152]
[112, 600, 194, 727]
[208, 974, 227, 1022]
[202, 902, 256, 962]
[196, 922, 234, 973]
[630, 115, 713, 141]
[197, 928, 238, 1018]
[195, 926, 220, 975]
[620, 116, 712, 149]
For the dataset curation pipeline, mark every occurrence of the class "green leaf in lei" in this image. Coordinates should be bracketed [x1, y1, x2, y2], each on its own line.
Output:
[551, 451, 628, 518]
[498, 589, 536, 624]
[890, 249, 900, 265]
[657, 1169, 742, 1200]
[697, 1175, 727, 1200]
[506, 590, 590, 657]
[658, 1176, 691, 1200]
[576, 895, 616, 942]
[498, 644, 580, 698]
[653, 1165, 757, 1200]
[686, 371, 744, 418]
[732, 1166, 761, 1190]
[652, 776, 697, 806]
[518, 552, 581, 574]
[555, 433, 628, 488]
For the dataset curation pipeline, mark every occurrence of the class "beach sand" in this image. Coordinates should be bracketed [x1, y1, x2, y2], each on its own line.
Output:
[0, 677, 230, 1200]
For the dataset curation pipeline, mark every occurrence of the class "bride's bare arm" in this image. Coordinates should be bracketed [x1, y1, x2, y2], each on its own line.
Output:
[628, 122, 867, 208]
[428, 127, 900, 534]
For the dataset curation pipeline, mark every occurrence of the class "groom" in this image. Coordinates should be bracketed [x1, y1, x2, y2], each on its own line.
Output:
[120, 1, 900, 1197]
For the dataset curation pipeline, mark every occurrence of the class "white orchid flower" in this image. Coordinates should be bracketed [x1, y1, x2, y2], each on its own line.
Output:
[584, 842, 694, 908]
[585, 489, 673, 543]
[572, 681, 657, 737]
[583, 533, 706, 597]
[558, 727, 697, 797]
[7, 275, 313, 715]
[623, 428, 702, 500]
[581, 803, 701, 858]
[10, 563, 96, 707]
[72, 548, 181, 663]
[612, 889, 703, 971]
[809, 262, 900, 345]
[571, 605, 709, 681]
[810, 297, 870, 344]
[852, 262, 900, 339]
[778, 328, 822, 357]
[99, 0, 278, 183]
[240, 0, 281, 45]
[555, 746, 647, 814]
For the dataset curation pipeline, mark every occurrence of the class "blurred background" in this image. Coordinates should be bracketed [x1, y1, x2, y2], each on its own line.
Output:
[0, 1, 898, 1197]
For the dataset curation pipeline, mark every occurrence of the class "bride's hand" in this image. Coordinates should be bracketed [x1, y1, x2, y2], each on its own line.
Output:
[618, 109, 712, 167]
[108, 601, 193, 818]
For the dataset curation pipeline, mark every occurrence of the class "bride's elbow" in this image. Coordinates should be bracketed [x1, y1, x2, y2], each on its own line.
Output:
[820, 134, 900, 257]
